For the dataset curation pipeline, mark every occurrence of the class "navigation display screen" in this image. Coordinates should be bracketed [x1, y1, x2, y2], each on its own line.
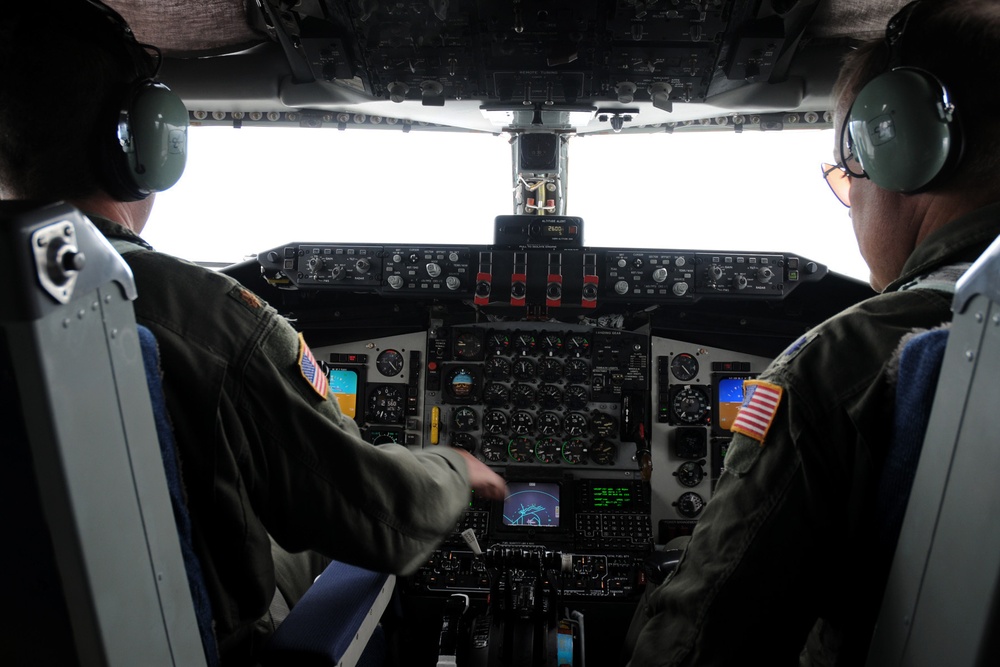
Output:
[502, 481, 560, 528]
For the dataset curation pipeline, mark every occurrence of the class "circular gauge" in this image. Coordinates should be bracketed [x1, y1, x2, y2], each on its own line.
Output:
[539, 333, 564, 356]
[670, 353, 700, 381]
[562, 439, 587, 465]
[481, 435, 508, 462]
[510, 410, 534, 435]
[565, 358, 589, 383]
[451, 432, 477, 453]
[453, 406, 478, 431]
[376, 349, 404, 377]
[483, 382, 509, 407]
[368, 429, 402, 445]
[511, 358, 537, 381]
[484, 357, 511, 380]
[539, 358, 563, 382]
[537, 384, 563, 409]
[564, 412, 588, 437]
[487, 331, 511, 355]
[367, 384, 405, 423]
[508, 437, 534, 463]
[483, 409, 509, 434]
[566, 334, 591, 356]
[535, 438, 562, 464]
[445, 366, 479, 402]
[454, 331, 483, 360]
[590, 439, 618, 465]
[536, 411, 562, 436]
[672, 387, 709, 424]
[513, 332, 537, 355]
[511, 383, 536, 408]
[675, 461, 705, 488]
[564, 384, 589, 410]
[590, 412, 618, 438]
[675, 491, 705, 518]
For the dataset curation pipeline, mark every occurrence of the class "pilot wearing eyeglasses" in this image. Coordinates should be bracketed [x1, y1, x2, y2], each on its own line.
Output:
[624, 1, 1000, 665]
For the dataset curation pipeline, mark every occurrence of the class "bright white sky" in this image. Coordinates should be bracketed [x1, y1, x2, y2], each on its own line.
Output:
[145, 125, 871, 284]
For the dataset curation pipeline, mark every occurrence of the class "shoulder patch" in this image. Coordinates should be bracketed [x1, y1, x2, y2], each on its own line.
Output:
[228, 285, 264, 312]
[782, 331, 818, 361]
[730, 380, 783, 443]
[297, 334, 329, 399]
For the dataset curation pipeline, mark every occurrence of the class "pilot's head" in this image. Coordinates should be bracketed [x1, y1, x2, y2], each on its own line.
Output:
[830, 0, 1000, 290]
[0, 1, 186, 205]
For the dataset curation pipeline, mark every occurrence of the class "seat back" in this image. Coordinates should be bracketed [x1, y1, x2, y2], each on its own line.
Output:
[0, 201, 208, 666]
[867, 235, 1000, 667]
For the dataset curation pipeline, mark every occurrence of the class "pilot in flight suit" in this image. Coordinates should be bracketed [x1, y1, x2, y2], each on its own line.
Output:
[88, 214, 476, 663]
[624, 205, 1000, 666]
[625, 1, 1000, 663]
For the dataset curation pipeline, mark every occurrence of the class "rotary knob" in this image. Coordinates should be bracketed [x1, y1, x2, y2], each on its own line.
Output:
[614, 280, 630, 295]
[426, 262, 442, 278]
[672, 282, 689, 297]
[446, 276, 462, 291]
[652, 267, 668, 283]
[387, 275, 404, 289]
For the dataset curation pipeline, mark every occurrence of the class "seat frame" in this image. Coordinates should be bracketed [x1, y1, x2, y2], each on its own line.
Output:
[867, 235, 1000, 667]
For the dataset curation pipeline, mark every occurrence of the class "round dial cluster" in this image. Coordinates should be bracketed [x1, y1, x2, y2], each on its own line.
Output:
[440, 327, 622, 466]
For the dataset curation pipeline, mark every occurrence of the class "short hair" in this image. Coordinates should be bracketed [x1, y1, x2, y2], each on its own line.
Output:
[0, 3, 147, 201]
[834, 0, 1000, 193]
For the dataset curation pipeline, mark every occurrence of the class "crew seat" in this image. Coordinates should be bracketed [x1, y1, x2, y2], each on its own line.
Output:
[867, 235, 1000, 667]
[0, 201, 392, 667]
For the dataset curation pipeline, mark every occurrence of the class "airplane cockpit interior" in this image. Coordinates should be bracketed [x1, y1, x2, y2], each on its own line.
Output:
[8, 1, 1000, 666]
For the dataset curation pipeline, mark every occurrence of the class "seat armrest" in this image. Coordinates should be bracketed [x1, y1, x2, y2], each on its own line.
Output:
[263, 560, 396, 667]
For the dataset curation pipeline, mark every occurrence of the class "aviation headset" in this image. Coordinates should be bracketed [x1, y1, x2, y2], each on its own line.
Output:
[841, 0, 963, 193]
[83, 0, 189, 201]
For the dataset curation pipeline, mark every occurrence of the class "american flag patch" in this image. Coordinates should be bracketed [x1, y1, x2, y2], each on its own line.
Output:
[298, 334, 328, 399]
[730, 380, 783, 443]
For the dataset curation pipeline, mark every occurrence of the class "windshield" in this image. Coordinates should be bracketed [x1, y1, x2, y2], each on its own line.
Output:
[145, 125, 869, 283]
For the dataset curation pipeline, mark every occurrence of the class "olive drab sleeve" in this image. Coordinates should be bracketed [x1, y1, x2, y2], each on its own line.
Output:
[95, 219, 473, 649]
[626, 380, 834, 666]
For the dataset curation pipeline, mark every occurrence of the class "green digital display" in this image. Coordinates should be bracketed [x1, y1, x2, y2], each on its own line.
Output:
[590, 485, 633, 509]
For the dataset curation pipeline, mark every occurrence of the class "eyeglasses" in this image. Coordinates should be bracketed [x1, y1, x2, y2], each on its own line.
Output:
[821, 161, 851, 207]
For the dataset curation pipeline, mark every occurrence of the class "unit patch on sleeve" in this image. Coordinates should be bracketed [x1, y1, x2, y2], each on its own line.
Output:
[298, 334, 329, 400]
[730, 380, 784, 443]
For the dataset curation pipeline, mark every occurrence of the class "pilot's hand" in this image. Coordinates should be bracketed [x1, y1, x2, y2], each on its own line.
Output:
[452, 448, 507, 500]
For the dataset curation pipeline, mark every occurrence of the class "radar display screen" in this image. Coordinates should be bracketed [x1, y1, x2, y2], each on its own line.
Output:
[502, 481, 560, 528]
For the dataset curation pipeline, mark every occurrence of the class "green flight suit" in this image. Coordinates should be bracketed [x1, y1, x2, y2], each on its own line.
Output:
[625, 203, 1000, 666]
[89, 216, 471, 664]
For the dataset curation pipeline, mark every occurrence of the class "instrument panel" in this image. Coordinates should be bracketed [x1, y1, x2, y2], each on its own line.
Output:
[259, 242, 824, 308]
[313, 320, 771, 552]
[238, 222, 874, 666]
